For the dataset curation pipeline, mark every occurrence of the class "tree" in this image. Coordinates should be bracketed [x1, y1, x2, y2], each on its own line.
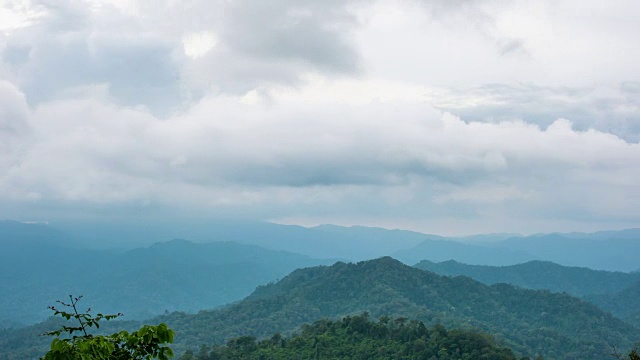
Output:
[42, 295, 175, 360]
[613, 346, 640, 360]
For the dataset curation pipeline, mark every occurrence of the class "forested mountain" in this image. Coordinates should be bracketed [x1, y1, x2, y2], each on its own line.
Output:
[0, 232, 331, 326]
[181, 315, 519, 360]
[2, 257, 638, 359]
[148, 258, 639, 358]
[587, 280, 640, 326]
[414, 259, 640, 296]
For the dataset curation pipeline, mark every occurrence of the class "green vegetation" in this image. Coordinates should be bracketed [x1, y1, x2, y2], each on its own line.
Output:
[179, 314, 519, 360]
[587, 280, 640, 327]
[153, 257, 637, 359]
[41, 295, 174, 360]
[1, 258, 638, 359]
[414, 260, 640, 328]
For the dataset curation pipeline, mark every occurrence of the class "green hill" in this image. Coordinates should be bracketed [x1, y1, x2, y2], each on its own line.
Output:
[587, 280, 640, 326]
[2, 257, 638, 359]
[413, 259, 640, 328]
[183, 315, 518, 360]
[157, 257, 639, 359]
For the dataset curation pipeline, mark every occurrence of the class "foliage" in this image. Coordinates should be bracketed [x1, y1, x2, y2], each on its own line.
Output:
[586, 280, 640, 327]
[41, 295, 175, 360]
[179, 314, 519, 360]
[613, 347, 640, 360]
[3, 258, 639, 359]
[414, 259, 640, 327]
[156, 257, 639, 359]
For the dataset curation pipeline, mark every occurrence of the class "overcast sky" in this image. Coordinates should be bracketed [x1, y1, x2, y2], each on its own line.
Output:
[1, 0, 639, 235]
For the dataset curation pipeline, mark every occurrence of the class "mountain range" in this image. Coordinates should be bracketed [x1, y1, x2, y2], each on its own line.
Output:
[3, 219, 640, 326]
[394, 231, 640, 271]
[2, 257, 639, 359]
[414, 259, 640, 327]
[0, 221, 333, 326]
[6, 219, 640, 270]
[414, 259, 640, 297]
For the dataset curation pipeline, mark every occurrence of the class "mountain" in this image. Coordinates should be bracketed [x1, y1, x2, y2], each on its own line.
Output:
[587, 280, 640, 326]
[0, 225, 332, 326]
[557, 228, 640, 241]
[12, 219, 640, 269]
[197, 315, 519, 360]
[446, 232, 524, 244]
[50, 220, 430, 260]
[492, 233, 640, 272]
[395, 230, 640, 271]
[158, 258, 639, 358]
[2, 257, 638, 359]
[414, 259, 640, 297]
[392, 238, 537, 266]
[0, 220, 79, 251]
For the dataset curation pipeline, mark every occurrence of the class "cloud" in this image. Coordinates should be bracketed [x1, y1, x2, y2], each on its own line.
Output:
[1, 0, 365, 113]
[0, 0, 47, 35]
[0, 80, 30, 171]
[427, 83, 640, 142]
[0, 1, 181, 114]
[1, 77, 639, 234]
[1, 0, 640, 234]
[219, 1, 361, 73]
[183, 32, 218, 59]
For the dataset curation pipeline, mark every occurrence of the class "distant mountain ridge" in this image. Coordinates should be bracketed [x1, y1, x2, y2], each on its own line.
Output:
[414, 259, 640, 296]
[3, 219, 640, 325]
[0, 222, 333, 326]
[1, 257, 638, 359]
[498, 231, 640, 266]
[395, 230, 640, 271]
[587, 280, 640, 326]
[4, 219, 639, 269]
[392, 238, 537, 266]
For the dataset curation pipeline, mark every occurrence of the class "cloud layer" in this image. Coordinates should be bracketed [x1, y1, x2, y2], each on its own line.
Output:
[1, 0, 639, 234]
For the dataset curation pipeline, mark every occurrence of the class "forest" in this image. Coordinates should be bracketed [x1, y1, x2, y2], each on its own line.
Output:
[1, 223, 640, 359]
[178, 315, 520, 360]
[3, 0, 640, 358]
[3, 256, 639, 359]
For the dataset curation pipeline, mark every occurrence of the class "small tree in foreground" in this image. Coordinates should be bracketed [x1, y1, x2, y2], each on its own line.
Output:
[613, 347, 640, 360]
[42, 295, 175, 360]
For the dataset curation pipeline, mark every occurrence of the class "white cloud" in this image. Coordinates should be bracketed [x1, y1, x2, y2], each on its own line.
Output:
[0, 80, 30, 172]
[0, 0, 639, 234]
[1, 76, 639, 234]
[0, 0, 47, 36]
[182, 31, 217, 59]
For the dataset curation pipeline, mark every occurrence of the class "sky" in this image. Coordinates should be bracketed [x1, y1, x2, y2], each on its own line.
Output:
[0, 0, 639, 235]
